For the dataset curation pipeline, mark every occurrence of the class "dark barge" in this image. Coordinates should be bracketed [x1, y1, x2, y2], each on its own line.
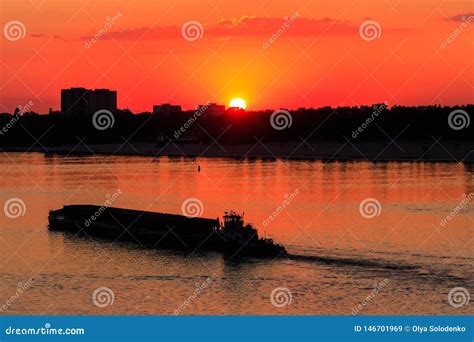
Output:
[48, 205, 287, 258]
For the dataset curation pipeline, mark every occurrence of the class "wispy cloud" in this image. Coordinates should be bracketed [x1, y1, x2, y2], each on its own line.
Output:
[30, 33, 48, 38]
[446, 13, 474, 22]
[30, 33, 66, 41]
[80, 16, 355, 41]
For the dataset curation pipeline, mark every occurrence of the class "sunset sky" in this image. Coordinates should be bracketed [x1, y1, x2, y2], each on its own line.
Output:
[0, 0, 472, 113]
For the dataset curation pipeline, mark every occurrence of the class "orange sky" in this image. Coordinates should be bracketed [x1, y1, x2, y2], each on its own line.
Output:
[0, 0, 472, 113]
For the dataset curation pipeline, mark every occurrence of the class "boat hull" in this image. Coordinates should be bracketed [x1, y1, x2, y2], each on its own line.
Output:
[48, 205, 287, 258]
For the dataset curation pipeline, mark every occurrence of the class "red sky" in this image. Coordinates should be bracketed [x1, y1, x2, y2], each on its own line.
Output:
[0, 0, 472, 113]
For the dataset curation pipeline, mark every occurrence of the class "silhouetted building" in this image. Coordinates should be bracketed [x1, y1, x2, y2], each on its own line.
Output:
[197, 103, 225, 115]
[89, 89, 117, 113]
[153, 103, 182, 116]
[61, 87, 117, 115]
[61, 88, 88, 115]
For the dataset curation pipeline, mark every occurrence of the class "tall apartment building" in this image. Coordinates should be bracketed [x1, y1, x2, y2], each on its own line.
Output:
[61, 88, 117, 115]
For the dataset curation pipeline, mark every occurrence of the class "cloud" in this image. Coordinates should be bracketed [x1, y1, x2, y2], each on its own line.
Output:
[30, 33, 48, 38]
[81, 15, 356, 41]
[29, 33, 66, 41]
[446, 13, 474, 22]
[208, 15, 354, 36]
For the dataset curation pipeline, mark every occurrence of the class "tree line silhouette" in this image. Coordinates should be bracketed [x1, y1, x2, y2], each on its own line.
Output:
[0, 104, 472, 147]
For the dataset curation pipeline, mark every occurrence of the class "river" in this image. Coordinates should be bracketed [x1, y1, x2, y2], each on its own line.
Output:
[0, 153, 472, 314]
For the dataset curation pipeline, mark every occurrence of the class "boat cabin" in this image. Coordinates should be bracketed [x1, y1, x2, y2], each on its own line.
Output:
[222, 211, 259, 243]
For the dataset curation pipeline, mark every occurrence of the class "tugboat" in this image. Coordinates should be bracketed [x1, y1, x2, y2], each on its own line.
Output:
[219, 211, 287, 258]
[48, 205, 287, 258]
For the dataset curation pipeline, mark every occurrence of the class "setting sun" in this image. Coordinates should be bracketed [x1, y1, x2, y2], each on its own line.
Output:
[229, 98, 247, 110]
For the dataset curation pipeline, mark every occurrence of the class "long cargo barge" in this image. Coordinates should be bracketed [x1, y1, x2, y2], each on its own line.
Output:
[48, 205, 287, 258]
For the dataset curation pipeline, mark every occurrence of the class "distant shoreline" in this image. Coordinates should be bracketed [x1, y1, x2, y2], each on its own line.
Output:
[2, 141, 474, 163]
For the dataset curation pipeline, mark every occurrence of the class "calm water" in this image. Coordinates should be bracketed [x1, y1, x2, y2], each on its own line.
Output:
[0, 153, 472, 315]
